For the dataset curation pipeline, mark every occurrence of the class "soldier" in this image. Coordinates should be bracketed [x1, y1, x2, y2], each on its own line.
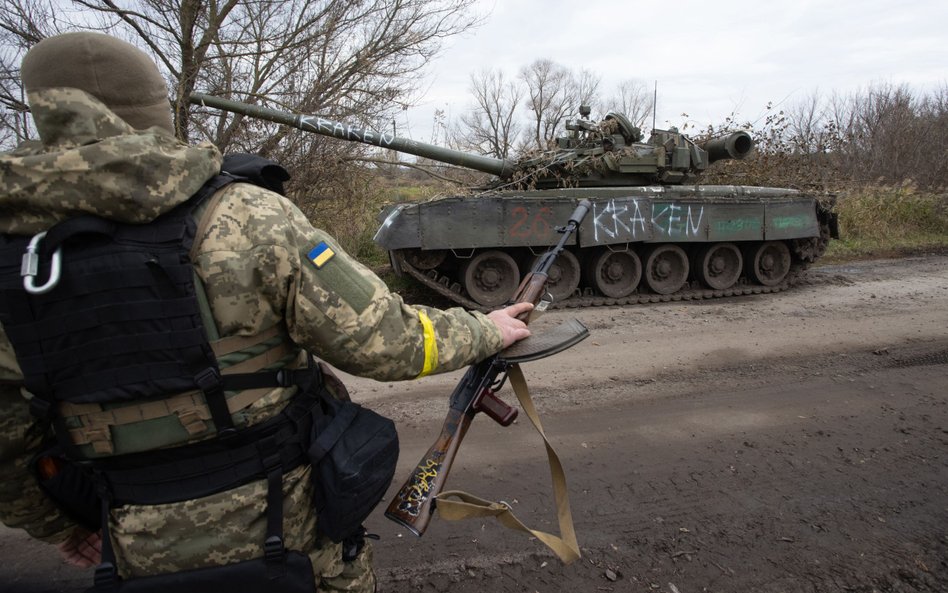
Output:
[0, 32, 531, 592]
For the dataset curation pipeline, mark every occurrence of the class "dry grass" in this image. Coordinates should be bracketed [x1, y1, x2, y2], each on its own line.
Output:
[823, 184, 948, 260]
[836, 183, 948, 239]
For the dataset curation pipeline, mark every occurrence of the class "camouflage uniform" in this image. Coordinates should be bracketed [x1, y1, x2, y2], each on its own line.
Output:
[0, 88, 504, 591]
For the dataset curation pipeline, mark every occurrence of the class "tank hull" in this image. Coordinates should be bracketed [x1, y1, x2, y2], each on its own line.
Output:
[375, 185, 836, 309]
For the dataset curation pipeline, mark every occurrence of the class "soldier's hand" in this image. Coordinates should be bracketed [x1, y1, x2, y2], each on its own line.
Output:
[487, 302, 533, 348]
[56, 527, 102, 568]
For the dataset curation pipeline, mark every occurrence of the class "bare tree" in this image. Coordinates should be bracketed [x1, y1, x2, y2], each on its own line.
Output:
[55, 0, 479, 146]
[1, 0, 483, 252]
[0, 0, 60, 146]
[520, 59, 568, 150]
[519, 59, 600, 150]
[0, 0, 482, 146]
[605, 79, 653, 129]
[828, 83, 923, 184]
[454, 68, 522, 158]
[917, 84, 948, 187]
[711, 83, 948, 191]
[785, 91, 829, 154]
[571, 67, 600, 113]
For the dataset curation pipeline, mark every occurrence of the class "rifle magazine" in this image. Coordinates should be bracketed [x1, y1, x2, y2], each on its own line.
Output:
[498, 318, 589, 364]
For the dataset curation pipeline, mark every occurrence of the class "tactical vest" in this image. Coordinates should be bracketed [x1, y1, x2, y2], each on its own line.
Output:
[0, 156, 297, 457]
[0, 156, 318, 590]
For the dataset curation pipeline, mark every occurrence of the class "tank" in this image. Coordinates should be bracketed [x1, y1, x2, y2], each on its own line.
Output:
[190, 94, 838, 309]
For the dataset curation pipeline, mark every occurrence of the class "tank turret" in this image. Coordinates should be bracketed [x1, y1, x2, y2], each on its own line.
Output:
[513, 109, 753, 188]
[190, 92, 835, 310]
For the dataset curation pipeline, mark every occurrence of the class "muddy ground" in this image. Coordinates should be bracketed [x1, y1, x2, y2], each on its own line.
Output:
[2, 254, 947, 593]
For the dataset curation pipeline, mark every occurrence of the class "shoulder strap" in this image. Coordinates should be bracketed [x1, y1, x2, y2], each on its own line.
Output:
[41, 217, 117, 256]
[433, 364, 581, 564]
[221, 153, 290, 195]
[189, 172, 236, 262]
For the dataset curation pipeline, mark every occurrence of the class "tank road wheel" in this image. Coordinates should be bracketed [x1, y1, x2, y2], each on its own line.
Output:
[644, 245, 689, 295]
[531, 249, 581, 303]
[461, 250, 520, 308]
[747, 241, 791, 286]
[694, 243, 743, 290]
[585, 248, 641, 298]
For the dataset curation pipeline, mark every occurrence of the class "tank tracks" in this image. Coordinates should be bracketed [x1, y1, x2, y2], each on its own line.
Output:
[395, 251, 810, 313]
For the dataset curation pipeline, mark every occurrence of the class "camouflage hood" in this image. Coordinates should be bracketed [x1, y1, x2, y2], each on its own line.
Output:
[0, 87, 222, 235]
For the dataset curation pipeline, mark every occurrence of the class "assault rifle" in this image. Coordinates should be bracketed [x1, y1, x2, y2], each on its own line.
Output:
[384, 199, 591, 541]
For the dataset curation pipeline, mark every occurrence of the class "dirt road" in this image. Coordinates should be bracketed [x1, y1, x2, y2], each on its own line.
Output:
[3, 254, 947, 593]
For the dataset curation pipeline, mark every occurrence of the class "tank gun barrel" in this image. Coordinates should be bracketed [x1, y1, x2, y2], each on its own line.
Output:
[190, 93, 517, 178]
[697, 131, 754, 164]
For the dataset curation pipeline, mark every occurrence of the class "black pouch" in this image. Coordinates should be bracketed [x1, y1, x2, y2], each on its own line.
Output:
[308, 397, 399, 542]
[31, 445, 101, 531]
[86, 550, 315, 593]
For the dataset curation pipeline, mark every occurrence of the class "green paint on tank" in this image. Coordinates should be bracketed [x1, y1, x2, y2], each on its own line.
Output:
[714, 219, 762, 234]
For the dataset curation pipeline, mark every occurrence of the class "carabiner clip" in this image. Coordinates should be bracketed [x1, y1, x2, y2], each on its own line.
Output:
[21, 231, 62, 295]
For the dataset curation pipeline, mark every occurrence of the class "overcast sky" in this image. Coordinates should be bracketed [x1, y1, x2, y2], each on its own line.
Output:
[397, 0, 948, 142]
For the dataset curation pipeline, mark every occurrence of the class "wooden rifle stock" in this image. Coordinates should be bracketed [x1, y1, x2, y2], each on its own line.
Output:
[384, 407, 473, 535]
[384, 360, 495, 534]
[384, 199, 591, 536]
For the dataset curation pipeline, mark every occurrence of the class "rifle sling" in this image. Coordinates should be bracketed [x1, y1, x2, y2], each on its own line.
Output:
[434, 363, 580, 564]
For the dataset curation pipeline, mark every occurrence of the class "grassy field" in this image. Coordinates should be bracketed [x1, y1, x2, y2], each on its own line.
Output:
[823, 185, 948, 262]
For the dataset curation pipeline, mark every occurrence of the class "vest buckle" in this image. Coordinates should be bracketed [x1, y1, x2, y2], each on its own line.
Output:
[93, 562, 119, 587]
[264, 535, 285, 562]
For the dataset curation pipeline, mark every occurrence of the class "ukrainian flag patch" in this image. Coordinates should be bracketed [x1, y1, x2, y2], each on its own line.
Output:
[307, 241, 336, 269]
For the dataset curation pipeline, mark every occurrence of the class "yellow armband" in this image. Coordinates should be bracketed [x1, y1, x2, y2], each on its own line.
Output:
[416, 309, 439, 378]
